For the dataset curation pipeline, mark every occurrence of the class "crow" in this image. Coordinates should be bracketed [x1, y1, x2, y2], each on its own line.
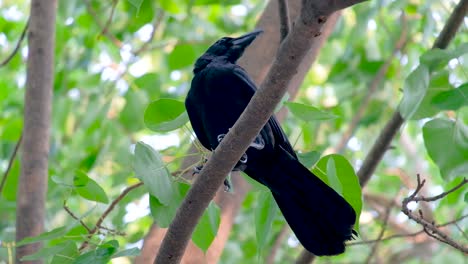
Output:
[185, 29, 356, 256]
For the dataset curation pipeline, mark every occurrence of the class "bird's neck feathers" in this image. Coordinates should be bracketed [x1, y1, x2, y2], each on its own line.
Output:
[193, 54, 234, 74]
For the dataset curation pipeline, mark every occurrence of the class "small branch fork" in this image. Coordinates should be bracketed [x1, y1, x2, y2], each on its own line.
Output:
[76, 182, 144, 251]
[401, 175, 467, 254]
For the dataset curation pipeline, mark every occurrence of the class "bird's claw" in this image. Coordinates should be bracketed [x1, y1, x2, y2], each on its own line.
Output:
[223, 178, 232, 192]
[217, 133, 265, 150]
[192, 158, 208, 176]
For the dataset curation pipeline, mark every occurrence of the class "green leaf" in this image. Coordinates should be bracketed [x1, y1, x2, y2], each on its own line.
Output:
[73, 240, 119, 264]
[134, 142, 176, 205]
[398, 65, 430, 119]
[412, 71, 453, 119]
[74, 171, 109, 204]
[168, 44, 196, 69]
[423, 119, 468, 180]
[22, 241, 77, 261]
[286, 102, 338, 122]
[149, 193, 179, 228]
[144, 99, 189, 132]
[420, 43, 468, 71]
[50, 241, 79, 264]
[127, 0, 145, 12]
[312, 154, 362, 231]
[431, 83, 468, 111]
[119, 90, 149, 132]
[297, 151, 321, 169]
[112, 247, 141, 258]
[255, 191, 278, 250]
[17, 226, 73, 246]
[192, 202, 220, 252]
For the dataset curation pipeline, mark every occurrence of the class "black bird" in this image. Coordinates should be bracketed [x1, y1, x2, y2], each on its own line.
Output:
[185, 30, 356, 256]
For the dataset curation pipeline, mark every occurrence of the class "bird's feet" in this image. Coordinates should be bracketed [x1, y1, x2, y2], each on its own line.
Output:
[192, 158, 207, 176]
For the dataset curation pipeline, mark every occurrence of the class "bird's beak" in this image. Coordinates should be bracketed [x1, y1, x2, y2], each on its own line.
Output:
[231, 29, 263, 48]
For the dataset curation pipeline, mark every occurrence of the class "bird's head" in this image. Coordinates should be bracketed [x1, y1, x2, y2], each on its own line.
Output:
[194, 29, 263, 72]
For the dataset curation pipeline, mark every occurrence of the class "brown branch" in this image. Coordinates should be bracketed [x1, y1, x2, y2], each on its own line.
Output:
[0, 19, 29, 68]
[401, 175, 468, 254]
[154, 1, 366, 263]
[0, 133, 22, 195]
[295, 249, 315, 264]
[278, 0, 290, 42]
[334, 14, 408, 153]
[79, 182, 143, 250]
[63, 203, 92, 232]
[432, 0, 468, 49]
[267, 225, 290, 264]
[133, 9, 165, 56]
[364, 201, 393, 264]
[84, 0, 122, 48]
[99, 0, 118, 37]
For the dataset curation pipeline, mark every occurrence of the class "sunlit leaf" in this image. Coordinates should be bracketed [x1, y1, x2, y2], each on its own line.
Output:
[134, 142, 176, 205]
[423, 119, 468, 180]
[17, 226, 73, 246]
[255, 191, 278, 250]
[286, 102, 338, 122]
[22, 241, 77, 261]
[74, 240, 119, 264]
[74, 171, 109, 204]
[431, 82, 468, 111]
[399, 65, 430, 119]
[192, 202, 220, 251]
[312, 154, 362, 231]
[144, 99, 189, 132]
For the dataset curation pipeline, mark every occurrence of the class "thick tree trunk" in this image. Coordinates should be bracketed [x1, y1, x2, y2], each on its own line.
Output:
[15, 1, 56, 263]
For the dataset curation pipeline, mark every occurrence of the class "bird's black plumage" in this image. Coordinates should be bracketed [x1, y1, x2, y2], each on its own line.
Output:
[185, 30, 356, 256]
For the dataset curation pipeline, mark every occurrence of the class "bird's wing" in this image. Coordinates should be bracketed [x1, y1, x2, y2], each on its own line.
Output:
[185, 93, 212, 150]
[232, 67, 297, 158]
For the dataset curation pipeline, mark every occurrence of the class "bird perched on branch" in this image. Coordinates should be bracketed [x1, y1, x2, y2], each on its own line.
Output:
[185, 29, 356, 256]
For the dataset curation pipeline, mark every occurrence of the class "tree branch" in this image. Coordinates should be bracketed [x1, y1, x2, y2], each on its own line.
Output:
[401, 175, 468, 254]
[0, 133, 22, 195]
[79, 182, 143, 250]
[154, 1, 366, 263]
[0, 19, 29, 68]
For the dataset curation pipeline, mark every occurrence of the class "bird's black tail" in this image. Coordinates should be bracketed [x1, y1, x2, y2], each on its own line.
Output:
[257, 146, 356, 256]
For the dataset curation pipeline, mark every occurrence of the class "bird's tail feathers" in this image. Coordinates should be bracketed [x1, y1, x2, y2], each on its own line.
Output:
[267, 146, 356, 256]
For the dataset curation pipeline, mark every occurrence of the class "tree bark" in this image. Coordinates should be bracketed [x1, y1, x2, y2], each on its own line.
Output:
[15, 1, 56, 263]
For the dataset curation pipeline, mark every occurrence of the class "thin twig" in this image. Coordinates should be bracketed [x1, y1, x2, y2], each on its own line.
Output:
[267, 225, 290, 264]
[0, 134, 22, 195]
[365, 201, 393, 264]
[278, 0, 290, 42]
[348, 214, 468, 246]
[401, 175, 468, 254]
[412, 178, 467, 203]
[84, 0, 122, 48]
[99, 0, 119, 37]
[63, 203, 92, 232]
[0, 20, 29, 67]
[133, 9, 165, 55]
[79, 182, 144, 250]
